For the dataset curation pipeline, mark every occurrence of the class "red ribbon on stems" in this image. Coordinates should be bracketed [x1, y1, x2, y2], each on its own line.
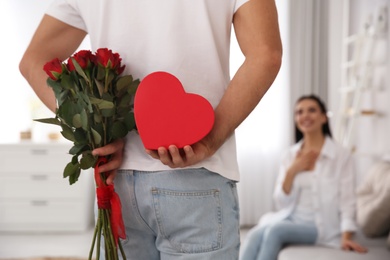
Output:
[94, 157, 126, 246]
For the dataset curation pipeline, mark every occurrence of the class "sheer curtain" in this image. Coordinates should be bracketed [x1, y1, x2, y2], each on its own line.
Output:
[289, 0, 330, 106]
[231, 0, 291, 226]
[232, 0, 331, 226]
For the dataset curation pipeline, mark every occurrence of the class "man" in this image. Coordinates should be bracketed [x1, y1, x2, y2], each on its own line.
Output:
[20, 0, 282, 259]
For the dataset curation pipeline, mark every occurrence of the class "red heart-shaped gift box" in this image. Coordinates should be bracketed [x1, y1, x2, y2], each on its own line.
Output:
[134, 71, 215, 150]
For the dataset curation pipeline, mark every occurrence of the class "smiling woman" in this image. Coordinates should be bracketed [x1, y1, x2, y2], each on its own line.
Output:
[239, 94, 369, 260]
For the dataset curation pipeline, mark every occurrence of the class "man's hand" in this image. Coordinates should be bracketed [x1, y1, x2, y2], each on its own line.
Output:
[92, 138, 125, 185]
[146, 140, 213, 168]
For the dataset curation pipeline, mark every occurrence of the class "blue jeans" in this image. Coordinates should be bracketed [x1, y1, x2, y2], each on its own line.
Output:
[239, 219, 318, 260]
[99, 168, 240, 259]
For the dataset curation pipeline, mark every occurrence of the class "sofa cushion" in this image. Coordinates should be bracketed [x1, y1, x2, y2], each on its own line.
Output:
[388, 232, 390, 248]
[278, 245, 390, 260]
[357, 161, 390, 237]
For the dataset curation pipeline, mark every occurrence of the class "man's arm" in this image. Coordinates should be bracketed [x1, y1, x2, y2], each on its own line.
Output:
[147, 0, 283, 167]
[19, 14, 87, 112]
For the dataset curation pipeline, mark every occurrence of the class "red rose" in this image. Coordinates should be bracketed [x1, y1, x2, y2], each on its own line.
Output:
[67, 50, 95, 72]
[95, 48, 125, 74]
[43, 58, 65, 80]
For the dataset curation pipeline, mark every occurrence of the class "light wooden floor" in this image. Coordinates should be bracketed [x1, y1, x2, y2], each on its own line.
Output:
[0, 227, 251, 259]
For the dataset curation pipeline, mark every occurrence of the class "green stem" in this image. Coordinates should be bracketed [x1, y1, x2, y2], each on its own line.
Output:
[103, 211, 113, 260]
[97, 210, 102, 260]
[88, 220, 99, 260]
[86, 107, 96, 151]
[119, 240, 127, 260]
[105, 209, 119, 260]
[86, 70, 93, 94]
[103, 116, 107, 147]
[104, 69, 109, 93]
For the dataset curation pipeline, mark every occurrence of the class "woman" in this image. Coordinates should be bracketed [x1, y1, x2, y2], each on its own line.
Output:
[239, 95, 367, 260]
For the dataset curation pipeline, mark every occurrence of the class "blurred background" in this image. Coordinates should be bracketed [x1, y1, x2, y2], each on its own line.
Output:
[0, 0, 389, 258]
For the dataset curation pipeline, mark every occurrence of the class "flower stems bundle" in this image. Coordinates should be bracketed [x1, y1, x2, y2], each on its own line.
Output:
[37, 48, 139, 259]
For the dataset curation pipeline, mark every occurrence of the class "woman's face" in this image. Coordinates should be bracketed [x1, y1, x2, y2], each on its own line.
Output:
[295, 99, 327, 136]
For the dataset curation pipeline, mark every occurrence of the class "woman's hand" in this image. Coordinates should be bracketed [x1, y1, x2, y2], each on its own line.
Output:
[282, 150, 319, 194]
[290, 149, 319, 173]
[92, 138, 126, 185]
[341, 232, 368, 253]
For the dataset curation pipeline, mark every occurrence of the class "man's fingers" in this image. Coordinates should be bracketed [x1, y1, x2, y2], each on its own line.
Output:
[97, 157, 121, 173]
[146, 149, 159, 159]
[106, 171, 117, 185]
[92, 139, 124, 157]
[183, 145, 195, 159]
[158, 147, 173, 166]
[146, 143, 208, 168]
[169, 145, 185, 166]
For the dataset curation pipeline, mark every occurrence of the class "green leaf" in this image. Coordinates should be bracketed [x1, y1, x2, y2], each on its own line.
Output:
[102, 92, 114, 102]
[80, 151, 96, 170]
[124, 112, 136, 131]
[101, 108, 115, 117]
[80, 109, 89, 130]
[69, 144, 89, 155]
[60, 124, 75, 142]
[72, 58, 90, 83]
[97, 66, 106, 81]
[68, 169, 81, 185]
[128, 79, 140, 95]
[74, 128, 88, 145]
[91, 127, 102, 146]
[72, 114, 82, 128]
[61, 74, 75, 90]
[111, 121, 128, 139]
[116, 75, 133, 95]
[94, 79, 104, 98]
[106, 71, 115, 87]
[58, 100, 80, 127]
[71, 154, 79, 165]
[77, 92, 93, 113]
[116, 106, 131, 118]
[58, 90, 70, 107]
[118, 94, 131, 108]
[34, 117, 61, 126]
[89, 97, 114, 109]
[94, 113, 102, 123]
[46, 78, 62, 89]
[63, 161, 79, 178]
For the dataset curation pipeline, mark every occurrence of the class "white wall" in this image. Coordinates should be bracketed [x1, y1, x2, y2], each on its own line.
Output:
[0, 0, 90, 143]
[0, 1, 55, 143]
[328, 0, 390, 183]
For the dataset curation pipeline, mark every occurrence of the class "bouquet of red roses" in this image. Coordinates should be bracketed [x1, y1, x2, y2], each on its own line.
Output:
[36, 48, 139, 260]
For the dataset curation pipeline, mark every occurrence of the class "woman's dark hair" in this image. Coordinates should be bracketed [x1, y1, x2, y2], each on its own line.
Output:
[294, 94, 332, 143]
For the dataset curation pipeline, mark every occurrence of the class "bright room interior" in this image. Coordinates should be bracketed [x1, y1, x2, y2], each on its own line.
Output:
[0, 0, 389, 259]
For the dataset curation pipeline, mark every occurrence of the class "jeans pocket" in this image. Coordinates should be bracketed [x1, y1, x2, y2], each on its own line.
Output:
[152, 187, 222, 253]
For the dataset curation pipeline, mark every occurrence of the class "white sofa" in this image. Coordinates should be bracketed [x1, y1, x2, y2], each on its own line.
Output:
[278, 230, 390, 260]
[278, 160, 390, 260]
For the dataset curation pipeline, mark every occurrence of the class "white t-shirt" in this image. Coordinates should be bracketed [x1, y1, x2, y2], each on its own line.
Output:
[46, 0, 249, 181]
[290, 172, 315, 224]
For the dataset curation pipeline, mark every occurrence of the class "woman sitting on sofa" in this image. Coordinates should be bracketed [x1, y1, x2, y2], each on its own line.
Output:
[239, 95, 368, 260]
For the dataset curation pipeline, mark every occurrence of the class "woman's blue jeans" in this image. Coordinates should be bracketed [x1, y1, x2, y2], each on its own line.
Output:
[98, 168, 240, 260]
[239, 218, 318, 260]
